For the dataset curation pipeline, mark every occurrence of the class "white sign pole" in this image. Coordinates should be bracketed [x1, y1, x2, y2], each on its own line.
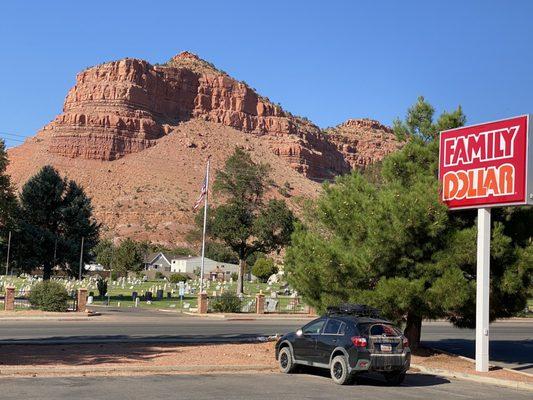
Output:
[475, 207, 491, 372]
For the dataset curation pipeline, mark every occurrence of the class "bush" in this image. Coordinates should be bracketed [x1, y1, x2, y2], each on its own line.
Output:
[155, 271, 165, 280]
[169, 273, 188, 283]
[96, 278, 108, 298]
[211, 291, 241, 313]
[252, 258, 278, 283]
[230, 272, 238, 281]
[29, 281, 70, 312]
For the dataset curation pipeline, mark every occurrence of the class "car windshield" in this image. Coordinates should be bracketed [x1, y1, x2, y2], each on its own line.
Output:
[357, 323, 402, 337]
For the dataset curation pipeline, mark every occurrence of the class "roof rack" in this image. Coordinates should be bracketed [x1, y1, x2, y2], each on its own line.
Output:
[326, 304, 381, 318]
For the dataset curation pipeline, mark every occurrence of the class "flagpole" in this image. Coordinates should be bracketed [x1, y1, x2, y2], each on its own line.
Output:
[199, 158, 210, 294]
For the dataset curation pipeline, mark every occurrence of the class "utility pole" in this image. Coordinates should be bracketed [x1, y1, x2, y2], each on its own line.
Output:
[199, 158, 210, 294]
[5, 230, 11, 276]
[78, 236, 84, 281]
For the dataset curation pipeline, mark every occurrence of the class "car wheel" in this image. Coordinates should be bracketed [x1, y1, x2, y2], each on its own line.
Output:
[383, 371, 406, 386]
[278, 347, 296, 373]
[330, 355, 352, 385]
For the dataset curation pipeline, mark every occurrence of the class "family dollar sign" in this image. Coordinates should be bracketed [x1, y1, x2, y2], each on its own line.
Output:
[439, 115, 533, 210]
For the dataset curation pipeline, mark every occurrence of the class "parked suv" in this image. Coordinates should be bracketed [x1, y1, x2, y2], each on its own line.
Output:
[275, 304, 411, 385]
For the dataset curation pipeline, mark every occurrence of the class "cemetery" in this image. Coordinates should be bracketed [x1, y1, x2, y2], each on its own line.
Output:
[0, 273, 310, 315]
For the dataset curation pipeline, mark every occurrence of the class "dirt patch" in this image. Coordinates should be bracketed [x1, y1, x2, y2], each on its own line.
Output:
[0, 341, 531, 385]
[0, 342, 277, 370]
[412, 348, 533, 384]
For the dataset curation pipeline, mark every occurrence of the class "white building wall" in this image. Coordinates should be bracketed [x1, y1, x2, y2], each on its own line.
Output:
[170, 257, 239, 275]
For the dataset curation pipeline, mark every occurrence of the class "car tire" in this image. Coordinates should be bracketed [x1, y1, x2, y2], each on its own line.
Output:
[383, 371, 406, 386]
[278, 347, 296, 373]
[330, 355, 352, 385]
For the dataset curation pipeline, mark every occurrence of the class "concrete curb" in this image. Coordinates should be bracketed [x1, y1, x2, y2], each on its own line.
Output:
[0, 364, 275, 378]
[411, 364, 533, 392]
[181, 311, 315, 320]
[0, 335, 276, 346]
[0, 316, 96, 321]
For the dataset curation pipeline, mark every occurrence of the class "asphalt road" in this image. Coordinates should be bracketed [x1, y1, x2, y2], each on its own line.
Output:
[0, 308, 531, 373]
[0, 372, 530, 400]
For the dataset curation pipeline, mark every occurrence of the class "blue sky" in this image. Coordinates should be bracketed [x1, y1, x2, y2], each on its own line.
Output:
[1, 0, 532, 147]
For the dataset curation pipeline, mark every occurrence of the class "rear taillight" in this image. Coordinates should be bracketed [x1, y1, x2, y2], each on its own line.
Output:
[402, 337, 409, 348]
[351, 336, 367, 348]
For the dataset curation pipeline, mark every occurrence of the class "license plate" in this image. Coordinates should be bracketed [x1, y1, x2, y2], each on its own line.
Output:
[381, 344, 392, 352]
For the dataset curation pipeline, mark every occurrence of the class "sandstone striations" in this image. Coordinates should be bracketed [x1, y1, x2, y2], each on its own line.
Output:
[41, 52, 356, 180]
[8, 52, 402, 244]
[326, 119, 402, 169]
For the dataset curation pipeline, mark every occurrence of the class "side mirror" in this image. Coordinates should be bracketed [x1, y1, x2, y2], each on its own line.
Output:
[296, 329, 303, 336]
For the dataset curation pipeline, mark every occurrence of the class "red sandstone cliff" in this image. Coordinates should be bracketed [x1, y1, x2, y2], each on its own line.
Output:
[8, 52, 402, 244]
[326, 119, 403, 169]
[41, 52, 363, 181]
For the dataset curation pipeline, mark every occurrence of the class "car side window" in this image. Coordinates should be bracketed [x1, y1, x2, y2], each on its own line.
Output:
[323, 319, 343, 335]
[302, 319, 325, 335]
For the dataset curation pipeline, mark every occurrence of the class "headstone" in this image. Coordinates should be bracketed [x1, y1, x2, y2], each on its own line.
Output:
[146, 291, 153, 301]
[132, 291, 138, 301]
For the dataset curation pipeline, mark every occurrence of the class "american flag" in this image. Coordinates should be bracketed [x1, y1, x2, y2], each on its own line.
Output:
[193, 175, 208, 211]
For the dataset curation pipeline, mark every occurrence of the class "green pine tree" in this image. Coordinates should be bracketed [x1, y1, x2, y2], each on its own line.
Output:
[0, 140, 18, 270]
[15, 166, 100, 279]
[285, 98, 532, 349]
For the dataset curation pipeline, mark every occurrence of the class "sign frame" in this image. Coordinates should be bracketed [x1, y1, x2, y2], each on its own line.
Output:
[438, 114, 533, 210]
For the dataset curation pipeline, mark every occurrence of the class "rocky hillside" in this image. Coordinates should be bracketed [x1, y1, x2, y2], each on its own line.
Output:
[7, 52, 401, 245]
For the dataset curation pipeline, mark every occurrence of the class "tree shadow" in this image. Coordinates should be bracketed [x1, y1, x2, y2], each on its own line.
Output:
[0, 336, 272, 367]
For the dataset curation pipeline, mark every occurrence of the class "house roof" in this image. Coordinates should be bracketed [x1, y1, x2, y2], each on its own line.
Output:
[145, 252, 190, 264]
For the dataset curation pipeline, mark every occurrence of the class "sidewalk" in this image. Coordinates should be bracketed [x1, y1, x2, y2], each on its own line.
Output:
[0, 310, 100, 321]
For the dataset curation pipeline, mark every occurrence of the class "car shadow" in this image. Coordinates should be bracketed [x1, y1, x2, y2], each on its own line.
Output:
[294, 366, 450, 387]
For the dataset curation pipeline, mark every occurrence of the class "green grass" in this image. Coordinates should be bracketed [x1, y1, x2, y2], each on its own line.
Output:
[0, 275, 286, 311]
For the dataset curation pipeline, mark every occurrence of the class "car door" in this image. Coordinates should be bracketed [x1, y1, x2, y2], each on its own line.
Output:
[316, 319, 345, 365]
[292, 318, 326, 363]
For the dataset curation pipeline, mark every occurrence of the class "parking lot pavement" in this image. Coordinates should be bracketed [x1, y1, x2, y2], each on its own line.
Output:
[0, 372, 530, 400]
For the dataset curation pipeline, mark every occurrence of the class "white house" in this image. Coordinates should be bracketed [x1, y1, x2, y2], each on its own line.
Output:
[144, 252, 175, 271]
[171, 256, 239, 278]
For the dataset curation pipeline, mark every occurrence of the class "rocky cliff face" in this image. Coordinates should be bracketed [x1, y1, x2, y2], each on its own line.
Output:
[37, 52, 400, 181]
[326, 119, 402, 169]
[8, 52, 403, 244]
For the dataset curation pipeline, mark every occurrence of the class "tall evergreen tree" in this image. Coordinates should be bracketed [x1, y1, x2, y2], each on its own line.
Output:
[16, 166, 100, 279]
[0, 140, 18, 270]
[285, 98, 532, 349]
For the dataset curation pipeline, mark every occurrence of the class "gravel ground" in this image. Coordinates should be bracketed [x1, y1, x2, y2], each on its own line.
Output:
[412, 349, 532, 383]
[0, 341, 530, 385]
[0, 342, 277, 370]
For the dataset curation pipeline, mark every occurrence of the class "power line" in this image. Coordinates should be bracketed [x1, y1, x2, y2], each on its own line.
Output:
[0, 131, 29, 139]
[0, 137, 25, 144]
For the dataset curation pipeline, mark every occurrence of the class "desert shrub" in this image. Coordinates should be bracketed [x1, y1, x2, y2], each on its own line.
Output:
[29, 281, 70, 312]
[169, 273, 188, 283]
[252, 258, 278, 283]
[211, 291, 241, 313]
[96, 278, 108, 298]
